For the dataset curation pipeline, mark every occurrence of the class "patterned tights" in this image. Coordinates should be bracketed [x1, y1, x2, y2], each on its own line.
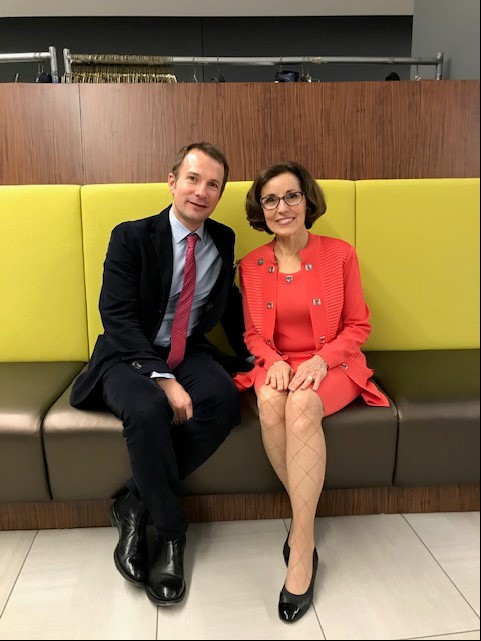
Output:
[257, 385, 326, 595]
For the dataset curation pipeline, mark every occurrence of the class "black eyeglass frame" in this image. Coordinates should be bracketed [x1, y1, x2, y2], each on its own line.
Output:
[259, 191, 305, 210]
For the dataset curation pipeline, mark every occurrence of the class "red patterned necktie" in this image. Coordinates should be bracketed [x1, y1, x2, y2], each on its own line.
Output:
[167, 233, 198, 369]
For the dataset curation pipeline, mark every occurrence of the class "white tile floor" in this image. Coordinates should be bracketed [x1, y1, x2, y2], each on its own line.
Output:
[0, 512, 479, 640]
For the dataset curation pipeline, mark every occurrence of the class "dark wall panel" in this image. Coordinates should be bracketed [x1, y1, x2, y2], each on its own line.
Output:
[0, 16, 412, 83]
[0, 17, 202, 83]
[202, 16, 414, 82]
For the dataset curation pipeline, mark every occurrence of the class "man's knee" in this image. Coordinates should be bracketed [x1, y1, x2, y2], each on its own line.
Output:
[122, 390, 171, 432]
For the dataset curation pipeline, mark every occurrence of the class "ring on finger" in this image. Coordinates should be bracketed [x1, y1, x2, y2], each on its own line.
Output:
[306, 375, 314, 382]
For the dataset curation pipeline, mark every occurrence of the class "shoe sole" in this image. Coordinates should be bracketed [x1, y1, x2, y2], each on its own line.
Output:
[109, 503, 145, 588]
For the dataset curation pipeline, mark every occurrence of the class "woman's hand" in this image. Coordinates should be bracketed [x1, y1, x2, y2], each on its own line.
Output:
[288, 355, 328, 392]
[265, 360, 294, 391]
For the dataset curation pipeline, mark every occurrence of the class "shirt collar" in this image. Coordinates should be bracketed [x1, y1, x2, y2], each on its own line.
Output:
[169, 208, 206, 245]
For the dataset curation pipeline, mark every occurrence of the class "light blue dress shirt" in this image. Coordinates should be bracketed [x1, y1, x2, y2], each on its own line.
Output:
[151, 208, 222, 378]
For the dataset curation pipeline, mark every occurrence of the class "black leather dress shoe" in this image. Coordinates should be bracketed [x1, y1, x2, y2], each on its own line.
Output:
[145, 537, 186, 606]
[109, 490, 148, 586]
[278, 549, 318, 623]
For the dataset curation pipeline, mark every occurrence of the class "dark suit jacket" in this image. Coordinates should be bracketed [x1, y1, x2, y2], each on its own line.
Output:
[71, 207, 250, 408]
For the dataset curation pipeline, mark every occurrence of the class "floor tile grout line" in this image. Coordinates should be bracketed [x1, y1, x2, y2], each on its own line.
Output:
[312, 602, 328, 639]
[0, 530, 39, 620]
[402, 628, 480, 640]
[400, 513, 480, 620]
[1, 517, 478, 638]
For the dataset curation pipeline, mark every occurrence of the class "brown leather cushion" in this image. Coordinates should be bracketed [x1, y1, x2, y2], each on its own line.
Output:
[366, 350, 480, 486]
[0, 362, 84, 501]
[322, 395, 397, 488]
[43, 367, 397, 500]
[43, 381, 282, 500]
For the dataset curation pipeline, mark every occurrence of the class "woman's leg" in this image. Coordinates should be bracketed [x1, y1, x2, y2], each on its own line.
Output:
[284, 389, 325, 594]
[256, 384, 289, 490]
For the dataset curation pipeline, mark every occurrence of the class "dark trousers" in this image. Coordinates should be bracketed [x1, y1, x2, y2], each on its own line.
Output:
[102, 350, 241, 540]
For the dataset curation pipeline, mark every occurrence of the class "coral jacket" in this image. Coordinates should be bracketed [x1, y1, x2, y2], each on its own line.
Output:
[235, 233, 389, 407]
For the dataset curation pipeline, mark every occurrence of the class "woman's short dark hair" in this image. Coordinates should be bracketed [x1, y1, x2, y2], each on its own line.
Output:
[171, 142, 229, 195]
[246, 161, 327, 234]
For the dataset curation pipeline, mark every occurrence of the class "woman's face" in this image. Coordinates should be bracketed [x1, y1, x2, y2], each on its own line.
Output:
[260, 172, 307, 238]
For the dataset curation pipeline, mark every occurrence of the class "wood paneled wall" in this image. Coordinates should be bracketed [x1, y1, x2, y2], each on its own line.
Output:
[0, 80, 479, 185]
[1, 485, 479, 530]
[0, 84, 83, 184]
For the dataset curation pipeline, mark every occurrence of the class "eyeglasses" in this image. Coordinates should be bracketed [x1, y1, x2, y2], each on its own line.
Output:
[260, 191, 305, 210]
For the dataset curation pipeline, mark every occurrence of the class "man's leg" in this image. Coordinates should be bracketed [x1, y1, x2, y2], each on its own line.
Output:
[146, 350, 240, 605]
[102, 363, 188, 539]
[103, 352, 241, 605]
[173, 350, 241, 480]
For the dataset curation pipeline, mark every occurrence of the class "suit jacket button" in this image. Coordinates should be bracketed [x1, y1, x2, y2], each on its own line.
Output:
[132, 361, 142, 370]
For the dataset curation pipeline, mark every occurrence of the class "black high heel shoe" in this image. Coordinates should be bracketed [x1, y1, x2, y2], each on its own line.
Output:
[282, 525, 291, 566]
[278, 549, 318, 623]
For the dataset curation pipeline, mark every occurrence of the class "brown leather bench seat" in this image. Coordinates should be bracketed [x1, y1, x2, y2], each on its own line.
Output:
[367, 349, 480, 487]
[0, 362, 84, 502]
[1, 180, 478, 529]
[41, 379, 398, 501]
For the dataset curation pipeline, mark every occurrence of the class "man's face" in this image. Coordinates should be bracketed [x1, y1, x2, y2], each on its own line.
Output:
[168, 150, 224, 231]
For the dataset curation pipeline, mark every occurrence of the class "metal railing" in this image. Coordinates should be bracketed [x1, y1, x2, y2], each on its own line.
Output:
[0, 46, 59, 83]
[63, 50, 444, 81]
[0, 48, 443, 83]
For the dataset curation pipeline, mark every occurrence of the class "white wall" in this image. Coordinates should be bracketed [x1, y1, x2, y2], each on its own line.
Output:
[0, 0, 413, 17]
[412, 0, 480, 79]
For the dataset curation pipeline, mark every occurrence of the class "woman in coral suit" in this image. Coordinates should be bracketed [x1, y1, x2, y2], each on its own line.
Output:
[234, 161, 389, 623]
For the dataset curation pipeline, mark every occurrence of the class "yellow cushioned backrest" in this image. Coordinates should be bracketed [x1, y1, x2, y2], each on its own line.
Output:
[215, 180, 356, 259]
[0, 185, 88, 361]
[356, 179, 480, 350]
[81, 184, 173, 354]
[81, 181, 356, 355]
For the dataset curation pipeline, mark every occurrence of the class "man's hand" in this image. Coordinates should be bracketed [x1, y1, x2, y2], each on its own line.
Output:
[155, 378, 193, 424]
[265, 360, 294, 391]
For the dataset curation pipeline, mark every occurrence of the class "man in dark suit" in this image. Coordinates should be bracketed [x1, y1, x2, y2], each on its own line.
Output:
[71, 142, 251, 606]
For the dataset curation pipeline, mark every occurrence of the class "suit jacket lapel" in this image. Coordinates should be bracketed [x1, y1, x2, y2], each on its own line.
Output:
[150, 208, 174, 321]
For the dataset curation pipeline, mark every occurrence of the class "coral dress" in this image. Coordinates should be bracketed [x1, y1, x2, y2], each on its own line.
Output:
[234, 233, 389, 416]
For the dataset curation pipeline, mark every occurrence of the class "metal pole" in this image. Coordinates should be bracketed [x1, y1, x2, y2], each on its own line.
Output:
[63, 48, 72, 76]
[0, 52, 51, 63]
[61, 52, 445, 79]
[435, 52, 444, 80]
[0, 47, 60, 82]
[49, 46, 59, 83]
